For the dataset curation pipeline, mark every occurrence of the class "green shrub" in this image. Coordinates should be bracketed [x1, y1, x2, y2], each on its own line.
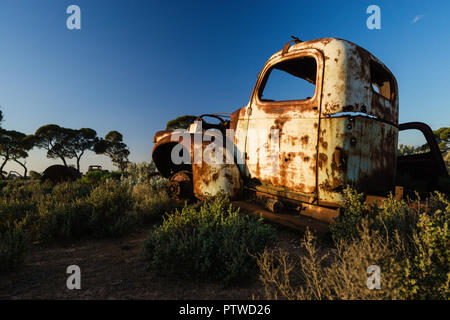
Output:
[38, 200, 92, 240]
[330, 187, 419, 243]
[0, 199, 36, 234]
[132, 183, 176, 222]
[142, 195, 276, 285]
[51, 181, 91, 200]
[0, 225, 30, 272]
[29, 171, 42, 180]
[123, 162, 156, 185]
[79, 170, 121, 185]
[400, 193, 450, 299]
[329, 187, 372, 242]
[328, 187, 449, 300]
[0, 176, 173, 244]
[88, 180, 135, 237]
[259, 188, 449, 300]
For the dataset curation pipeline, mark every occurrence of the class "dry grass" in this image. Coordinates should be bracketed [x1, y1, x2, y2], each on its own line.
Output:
[257, 220, 404, 300]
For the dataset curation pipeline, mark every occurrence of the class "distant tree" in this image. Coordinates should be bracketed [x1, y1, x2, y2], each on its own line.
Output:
[94, 131, 130, 171]
[398, 127, 449, 156]
[398, 144, 422, 156]
[11, 134, 34, 178]
[166, 115, 197, 130]
[33, 124, 75, 167]
[434, 127, 449, 152]
[0, 130, 34, 177]
[69, 128, 99, 171]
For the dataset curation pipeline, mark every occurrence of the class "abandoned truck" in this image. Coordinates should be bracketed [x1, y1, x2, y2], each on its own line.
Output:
[152, 37, 448, 230]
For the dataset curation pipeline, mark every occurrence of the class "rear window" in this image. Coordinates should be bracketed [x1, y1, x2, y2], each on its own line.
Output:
[370, 60, 395, 100]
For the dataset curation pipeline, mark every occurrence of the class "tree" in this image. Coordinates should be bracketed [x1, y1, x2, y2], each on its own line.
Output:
[11, 134, 34, 178]
[33, 124, 75, 166]
[166, 115, 197, 130]
[434, 127, 449, 153]
[70, 128, 99, 171]
[0, 130, 34, 177]
[34, 125, 99, 171]
[95, 131, 130, 171]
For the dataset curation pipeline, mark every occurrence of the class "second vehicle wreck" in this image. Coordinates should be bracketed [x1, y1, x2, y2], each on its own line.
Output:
[152, 37, 448, 231]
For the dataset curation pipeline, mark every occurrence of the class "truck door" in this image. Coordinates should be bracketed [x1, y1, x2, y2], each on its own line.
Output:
[244, 49, 324, 201]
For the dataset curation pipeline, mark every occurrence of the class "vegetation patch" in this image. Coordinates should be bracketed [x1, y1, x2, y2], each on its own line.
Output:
[0, 163, 177, 270]
[142, 195, 277, 286]
[0, 225, 30, 272]
[257, 187, 450, 300]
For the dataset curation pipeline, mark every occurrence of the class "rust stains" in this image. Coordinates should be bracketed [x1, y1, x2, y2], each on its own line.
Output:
[318, 153, 328, 169]
[301, 135, 309, 145]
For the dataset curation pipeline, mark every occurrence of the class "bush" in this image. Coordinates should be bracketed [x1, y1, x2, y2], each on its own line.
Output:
[261, 187, 449, 300]
[123, 162, 155, 186]
[87, 180, 136, 237]
[142, 195, 276, 285]
[0, 164, 179, 272]
[0, 173, 174, 244]
[330, 187, 420, 243]
[29, 171, 42, 180]
[38, 200, 92, 240]
[257, 223, 403, 300]
[132, 183, 175, 222]
[0, 225, 30, 272]
[400, 192, 450, 299]
[79, 170, 121, 185]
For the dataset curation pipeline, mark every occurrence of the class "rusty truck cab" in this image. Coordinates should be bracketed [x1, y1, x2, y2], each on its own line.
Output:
[232, 38, 399, 209]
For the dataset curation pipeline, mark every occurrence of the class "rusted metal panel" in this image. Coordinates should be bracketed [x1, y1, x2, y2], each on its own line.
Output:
[192, 162, 243, 200]
[272, 38, 399, 125]
[243, 48, 324, 196]
[317, 116, 398, 204]
[191, 131, 243, 200]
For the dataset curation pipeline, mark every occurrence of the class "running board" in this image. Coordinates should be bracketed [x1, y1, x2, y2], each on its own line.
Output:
[232, 201, 330, 233]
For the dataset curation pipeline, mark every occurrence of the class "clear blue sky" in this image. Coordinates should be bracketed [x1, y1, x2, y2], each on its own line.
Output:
[0, 0, 449, 173]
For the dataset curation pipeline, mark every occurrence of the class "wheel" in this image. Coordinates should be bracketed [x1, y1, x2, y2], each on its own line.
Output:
[167, 170, 194, 202]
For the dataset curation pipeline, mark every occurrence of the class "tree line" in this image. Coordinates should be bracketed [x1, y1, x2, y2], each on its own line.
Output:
[398, 127, 449, 155]
[0, 110, 130, 178]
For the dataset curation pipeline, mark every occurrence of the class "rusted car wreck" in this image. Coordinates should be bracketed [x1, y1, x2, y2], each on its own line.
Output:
[152, 37, 448, 231]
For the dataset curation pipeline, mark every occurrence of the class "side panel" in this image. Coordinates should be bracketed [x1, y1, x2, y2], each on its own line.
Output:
[317, 116, 398, 204]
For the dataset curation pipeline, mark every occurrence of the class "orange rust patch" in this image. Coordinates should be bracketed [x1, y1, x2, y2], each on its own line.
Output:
[301, 135, 309, 145]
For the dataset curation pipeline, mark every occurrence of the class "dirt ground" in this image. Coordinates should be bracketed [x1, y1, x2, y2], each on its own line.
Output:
[0, 223, 323, 300]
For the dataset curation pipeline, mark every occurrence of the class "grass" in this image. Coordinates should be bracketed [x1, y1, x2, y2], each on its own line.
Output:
[256, 187, 450, 300]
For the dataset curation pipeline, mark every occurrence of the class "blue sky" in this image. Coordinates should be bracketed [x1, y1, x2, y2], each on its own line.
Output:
[0, 0, 449, 173]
